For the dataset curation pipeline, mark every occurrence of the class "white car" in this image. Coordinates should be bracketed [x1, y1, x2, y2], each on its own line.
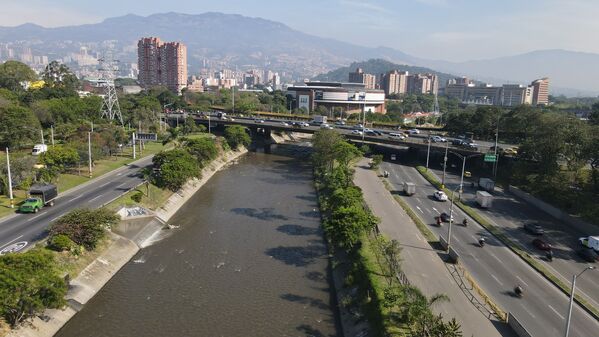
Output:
[354, 124, 364, 130]
[431, 135, 446, 142]
[320, 123, 333, 129]
[281, 121, 290, 126]
[388, 132, 406, 140]
[351, 130, 364, 135]
[299, 122, 310, 127]
[407, 129, 420, 135]
[433, 190, 448, 201]
[335, 120, 346, 125]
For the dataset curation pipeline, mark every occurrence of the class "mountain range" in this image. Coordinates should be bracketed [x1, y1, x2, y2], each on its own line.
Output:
[0, 12, 598, 96]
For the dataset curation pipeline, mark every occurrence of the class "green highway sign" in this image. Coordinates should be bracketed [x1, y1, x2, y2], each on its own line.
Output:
[484, 154, 497, 162]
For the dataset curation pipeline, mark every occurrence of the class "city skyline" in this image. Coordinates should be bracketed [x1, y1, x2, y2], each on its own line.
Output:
[1, 0, 598, 62]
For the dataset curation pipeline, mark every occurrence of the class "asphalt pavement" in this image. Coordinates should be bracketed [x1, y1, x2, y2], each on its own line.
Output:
[354, 160, 515, 337]
[427, 165, 599, 311]
[381, 160, 599, 337]
[0, 156, 153, 254]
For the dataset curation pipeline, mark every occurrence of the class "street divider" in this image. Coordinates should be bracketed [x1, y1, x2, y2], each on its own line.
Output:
[507, 312, 533, 337]
[415, 165, 599, 322]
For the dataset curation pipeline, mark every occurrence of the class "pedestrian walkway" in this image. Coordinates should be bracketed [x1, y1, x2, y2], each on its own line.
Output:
[353, 160, 515, 337]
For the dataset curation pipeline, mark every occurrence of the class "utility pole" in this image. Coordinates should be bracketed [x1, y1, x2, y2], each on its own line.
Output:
[208, 116, 211, 134]
[6, 148, 14, 208]
[91, 121, 94, 132]
[132, 132, 136, 159]
[88, 132, 92, 178]
[441, 141, 449, 188]
[41, 129, 45, 145]
[493, 115, 500, 179]
[565, 266, 595, 337]
[50, 125, 55, 147]
[425, 133, 432, 171]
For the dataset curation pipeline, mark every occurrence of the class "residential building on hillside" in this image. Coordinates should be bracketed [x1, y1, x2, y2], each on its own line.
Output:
[407, 73, 438, 95]
[349, 68, 377, 89]
[137, 37, 187, 93]
[287, 81, 386, 114]
[380, 70, 409, 96]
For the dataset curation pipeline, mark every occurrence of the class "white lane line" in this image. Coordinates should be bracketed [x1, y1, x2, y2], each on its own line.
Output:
[415, 233, 424, 242]
[87, 194, 103, 203]
[70, 194, 84, 201]
[416, 206, 424, 214]
[416, 198, 423, 204]
[98, 181, 111, 188]
[548, 305, 565, 320]
[0, 235, 23, 250]
[515, 276, 529, 287]
[26, 213, 44, 222]
[490, 274, 504, 286]
[116, 172, 123, 176]
[49, 216, 61, 223]
[118, 182, 131, 188]
[489, 252, 503, 263]
[432, 207, 438, 213]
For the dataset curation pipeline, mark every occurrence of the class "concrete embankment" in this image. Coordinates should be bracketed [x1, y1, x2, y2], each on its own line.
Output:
[7, 148, 247, 337]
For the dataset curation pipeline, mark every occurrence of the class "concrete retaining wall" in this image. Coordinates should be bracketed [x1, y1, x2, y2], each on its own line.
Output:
[509, 185, 598, 235]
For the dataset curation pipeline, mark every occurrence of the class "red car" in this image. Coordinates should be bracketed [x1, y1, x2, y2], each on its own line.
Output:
[532, 238, 552, 251]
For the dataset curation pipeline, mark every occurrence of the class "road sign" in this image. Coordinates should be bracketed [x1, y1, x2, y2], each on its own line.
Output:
[484, 154, 497, 162]
[136, 133, 158, 141]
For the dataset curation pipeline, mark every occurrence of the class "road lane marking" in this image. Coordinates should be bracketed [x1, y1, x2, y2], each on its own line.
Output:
[515, 276, 529, 287]
[49, 216, 61, 223]
[416, 206, 424, 214]
[432, 207, 438, 213]
[98, 181, 111, 188]
[489, 252, 503, 264]
[116, 172, 123, 176]
[0, 235, 23, 250]
[548, 305, 565, 320]
[118, 182, 131, 188]
[87, 194, 104, 203]
[26, 213, 44, 222]
[490, 274, 503, 286]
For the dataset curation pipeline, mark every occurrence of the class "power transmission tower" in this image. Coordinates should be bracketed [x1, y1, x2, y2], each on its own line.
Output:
[98, 52, 123, 125]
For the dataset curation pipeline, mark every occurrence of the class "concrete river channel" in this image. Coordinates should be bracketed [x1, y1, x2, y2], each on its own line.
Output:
[56, 143, 341, 337]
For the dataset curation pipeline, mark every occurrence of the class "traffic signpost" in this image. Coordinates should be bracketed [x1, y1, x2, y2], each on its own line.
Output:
[484, 153, 497, 162]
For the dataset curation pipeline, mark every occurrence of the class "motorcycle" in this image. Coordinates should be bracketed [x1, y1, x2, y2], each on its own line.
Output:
[546, 250, 553, 262]
[436, 217, 442, 227]
[514, 285, 524, 298]
[478, 238, 485, 247]
[462, 218, 468, 227]
[383, 171, 389, 178]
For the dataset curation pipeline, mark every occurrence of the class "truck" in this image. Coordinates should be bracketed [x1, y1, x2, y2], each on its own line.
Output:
[32, 144, 48, 156]
[403, 182, 416, 196]
[478, 178, 495, 192]
[476, 190, 493, 208]
[579, 236, 599, 252]
[312, 115, 327, 124]
[18, 184, 58, 213]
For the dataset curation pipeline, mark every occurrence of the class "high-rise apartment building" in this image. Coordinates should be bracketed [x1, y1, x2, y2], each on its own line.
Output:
[349, 68, 377, 89]
[380, 70, 408, 96]
[138, 37, 187, 93]
[407, 73, 438, 95]
[531, 77, 549, 106]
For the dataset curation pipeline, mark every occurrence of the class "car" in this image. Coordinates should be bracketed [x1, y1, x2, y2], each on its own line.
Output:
[365, 130, 377, 136]
[354, 124, 364, 130]
[462, 142, 478, 150]
[439, 212, 454, 222]
[334, 120, 346, 125]
[351, 130, 363, 135]
[254, 119, 265, 123]
[433, 190, 448, 201]
[300, 122, 310, 127]
[430, 135, 447, 143]
[577, 248, 599, 262]
[372, 130, 383, 136]
[451, 139, 464, 146]
[229, 117, 236, 121]
[320, 123, 333, 129]
[532, 238, 552, 251]
[504, 147, 518, 156]
[388, 132, 406, 140]
[407, 129, 420, 135]
[280, 121, 290, 126]
[18, 197, 44, 213]
[524, 222, 544, 235]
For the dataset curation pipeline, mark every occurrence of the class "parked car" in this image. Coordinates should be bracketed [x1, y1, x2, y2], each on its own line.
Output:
[577, 248, 599, 262]
[430, 135, 447, 143]
[433, 190, 448, 201]
[439, 212, 454, 222]
[524, 222, 544, 235]
[532, 238, 552, 251]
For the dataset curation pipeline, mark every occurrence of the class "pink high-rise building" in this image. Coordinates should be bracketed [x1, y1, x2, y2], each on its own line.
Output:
[138, 37, 187, 92]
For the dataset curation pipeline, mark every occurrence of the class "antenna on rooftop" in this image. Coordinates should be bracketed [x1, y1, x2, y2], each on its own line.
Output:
[98, 51, 123, 125]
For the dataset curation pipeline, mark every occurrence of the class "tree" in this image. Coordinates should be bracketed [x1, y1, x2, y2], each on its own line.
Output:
[39, 61, 79, 98]
[153, 149, 200, 191]
[140, 167, 153, 197]
[224, 125, 251, 149]
[312, 129, 344, 173]
[370, 154, 383, 169]
[0, 60, 37, 91]
[41, 145, 80, 172]
[185, 137, 218, 165]
[0, 250, 67, 326]
[0, 104, 41, 149]
[589, 102, 599, 125]
[49, 208, 119, 250]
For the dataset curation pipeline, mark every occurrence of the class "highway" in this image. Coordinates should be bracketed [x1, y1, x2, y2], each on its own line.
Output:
[427, 165, 599, 311]
[0, 156, 153, 255]
[381, 160, 599, 337]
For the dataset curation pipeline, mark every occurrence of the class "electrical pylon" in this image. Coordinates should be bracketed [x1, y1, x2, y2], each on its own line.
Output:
[98, 51, 123, 125]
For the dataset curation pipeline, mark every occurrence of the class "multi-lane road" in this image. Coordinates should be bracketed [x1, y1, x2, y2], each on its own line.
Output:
[381, 160, 599, 337]
[0, 156, 153, 254]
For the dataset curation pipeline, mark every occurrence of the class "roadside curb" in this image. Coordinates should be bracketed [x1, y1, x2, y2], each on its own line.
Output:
[414, 165, 599, 323]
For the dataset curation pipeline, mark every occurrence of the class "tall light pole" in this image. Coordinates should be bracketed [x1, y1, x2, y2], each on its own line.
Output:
[50, 125, 55, 147]
[446, 186, 460, 250]
[132, 132, 136, 160]
[425, 132, 432, 171]
[41, 129, 45, 145]
[362, 101, 366, 143]
[564, 266, 596, 337]
[492, 114, 500, 179]
[88, 132, 92, 178]
[232, 85, 235, 115]
[448, 152, 483, 198]
[441, 141, 449, 188]
[5, 148, 14, 208]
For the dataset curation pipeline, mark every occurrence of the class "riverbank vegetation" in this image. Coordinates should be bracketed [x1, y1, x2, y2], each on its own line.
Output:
[312, 130, 462, 336]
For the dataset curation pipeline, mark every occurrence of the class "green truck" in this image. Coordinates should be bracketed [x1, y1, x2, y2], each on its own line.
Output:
[18, 184, 58, 213]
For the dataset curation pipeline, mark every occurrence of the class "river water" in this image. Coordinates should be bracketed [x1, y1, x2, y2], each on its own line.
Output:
[55, 144, 340, 337]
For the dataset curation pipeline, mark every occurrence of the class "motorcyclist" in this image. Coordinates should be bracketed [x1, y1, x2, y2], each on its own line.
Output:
[515, 284, 523, 297]
[384, 170, 389, 178]
[462, 218, 468, 226]
[546, 249, 553, 261]
[436, 217, 442, 226]
[478, 237, 486, 247]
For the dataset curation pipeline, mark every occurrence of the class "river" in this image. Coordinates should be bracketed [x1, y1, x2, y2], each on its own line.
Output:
[56, 144, 340, 337]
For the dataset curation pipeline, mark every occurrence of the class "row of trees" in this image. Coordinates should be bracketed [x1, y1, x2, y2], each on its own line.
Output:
[312, 130, 462, 336]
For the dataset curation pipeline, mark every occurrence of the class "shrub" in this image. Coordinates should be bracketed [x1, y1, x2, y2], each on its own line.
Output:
[152, 149, 200, 191]
[49, 208, 119, 250]
[185, 137, 218, 164]
[48, 234, 76, 252]
[224, 125, 251, 149]
[131, 191, 143, 203]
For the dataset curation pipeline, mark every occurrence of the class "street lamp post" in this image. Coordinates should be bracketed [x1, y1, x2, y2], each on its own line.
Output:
[446, 186, 460, 250]
[425, 132, 432, 171]
[441, 141, 449, 188]
[5, 148, 14, 208]
[448, 152, 483, 199]
[493, 115, 500, 179]
[564, 266, 596, 337]
[88, 132, 92, 178]
[50, 125, 55, 147]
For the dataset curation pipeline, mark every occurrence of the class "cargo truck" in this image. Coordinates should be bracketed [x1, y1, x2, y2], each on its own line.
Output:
[18, 184, 58, 213]
[478, 178, 495, 192]
[312, 115, 327, 124]
[579, 236, 599, 252]
[403, 182, 416, 196]
[476, 191, 493, 208]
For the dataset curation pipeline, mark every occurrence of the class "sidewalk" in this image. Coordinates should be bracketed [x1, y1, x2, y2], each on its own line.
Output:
[354, 160, 514, 337]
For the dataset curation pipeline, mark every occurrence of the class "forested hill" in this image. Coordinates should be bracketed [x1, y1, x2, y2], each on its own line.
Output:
[312, 59, 458, 87]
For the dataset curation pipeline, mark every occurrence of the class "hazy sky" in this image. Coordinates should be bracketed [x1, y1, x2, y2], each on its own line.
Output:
[2, 0, 597, 61]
